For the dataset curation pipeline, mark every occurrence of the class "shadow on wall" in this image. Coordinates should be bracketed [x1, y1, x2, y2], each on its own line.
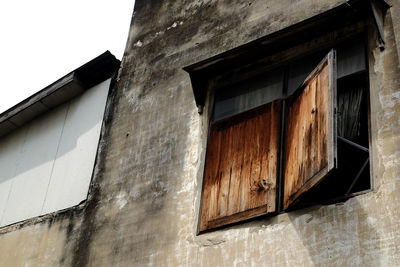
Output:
[0, 80, 110, 227]
[0, 81, 108, 186]
[287, 198, 381, 266]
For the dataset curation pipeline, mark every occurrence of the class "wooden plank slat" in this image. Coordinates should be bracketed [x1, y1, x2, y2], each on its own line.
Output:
[227, 121, 245, 215]
[283, 50, 337, 209]
[216, 126, 233, 218]
[239, 116, 253, 213]
[199, 126, 221, 232]
[200, 101, 281, 231]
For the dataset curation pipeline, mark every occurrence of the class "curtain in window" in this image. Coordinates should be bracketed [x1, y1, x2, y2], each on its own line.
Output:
[337, 85, 364, 140]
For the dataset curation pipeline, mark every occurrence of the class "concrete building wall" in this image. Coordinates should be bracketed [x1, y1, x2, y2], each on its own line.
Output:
[0, 0, 399, 266]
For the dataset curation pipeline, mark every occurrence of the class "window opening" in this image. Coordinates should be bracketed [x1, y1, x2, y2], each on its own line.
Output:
[199, 35, 371, 232]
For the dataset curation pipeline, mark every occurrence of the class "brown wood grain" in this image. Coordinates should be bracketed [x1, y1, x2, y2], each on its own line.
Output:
[200, 101, 281, 232]
[284, 51, 336, 209]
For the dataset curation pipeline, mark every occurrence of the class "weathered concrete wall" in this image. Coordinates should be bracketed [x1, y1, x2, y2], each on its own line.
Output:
[0, 0, 399, 266]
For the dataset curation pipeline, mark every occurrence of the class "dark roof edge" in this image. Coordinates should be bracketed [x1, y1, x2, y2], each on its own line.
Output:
[0, 51, 120, 137]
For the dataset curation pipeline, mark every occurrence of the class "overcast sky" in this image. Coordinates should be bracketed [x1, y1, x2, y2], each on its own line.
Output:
[0, 0, 135, 113]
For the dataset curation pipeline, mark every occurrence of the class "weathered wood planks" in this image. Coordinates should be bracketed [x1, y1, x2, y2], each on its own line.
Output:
[200, 101, 281, 231]
[200, 50, 337, 231]
[283, 50, 337, 209]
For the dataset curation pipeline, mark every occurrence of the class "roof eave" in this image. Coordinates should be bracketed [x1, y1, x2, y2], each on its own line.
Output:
[0, 51, 120, 137]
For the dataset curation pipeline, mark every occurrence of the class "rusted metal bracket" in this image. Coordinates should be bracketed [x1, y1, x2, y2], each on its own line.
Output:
[346, 158, 369, 195]
[337, 136, 370, 195]
[337, 136, 369, 153]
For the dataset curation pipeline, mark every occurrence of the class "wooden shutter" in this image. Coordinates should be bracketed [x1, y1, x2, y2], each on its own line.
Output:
[283, 50, 337, 209]
[200, 101, 281, 232]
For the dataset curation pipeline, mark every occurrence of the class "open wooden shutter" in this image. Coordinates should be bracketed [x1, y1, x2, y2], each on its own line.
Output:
[200, 101, 281, 231]
[283, 50, 337, 209]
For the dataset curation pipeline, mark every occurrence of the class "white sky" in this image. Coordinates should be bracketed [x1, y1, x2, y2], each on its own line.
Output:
[0, 0, 135, 113]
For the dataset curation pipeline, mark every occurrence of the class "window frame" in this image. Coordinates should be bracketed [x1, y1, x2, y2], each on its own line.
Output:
[195, 24, 375, 234]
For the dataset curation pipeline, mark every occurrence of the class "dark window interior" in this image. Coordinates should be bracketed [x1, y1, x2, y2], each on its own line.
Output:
[213, 68, 284, 121]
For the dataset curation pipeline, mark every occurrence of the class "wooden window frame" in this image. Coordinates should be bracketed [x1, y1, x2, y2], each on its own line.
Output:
[282, 50, 337, 209]
[199, 51, 338, 232]
[196, 28, 374, 233]
[199, 101, 281, 232]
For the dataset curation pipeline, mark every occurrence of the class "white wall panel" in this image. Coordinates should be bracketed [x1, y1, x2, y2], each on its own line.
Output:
[0, 128, 28, 224]
[1, 106, 67, 227]
[41, 79, 110, 214]
[0, 78, 110, 227]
